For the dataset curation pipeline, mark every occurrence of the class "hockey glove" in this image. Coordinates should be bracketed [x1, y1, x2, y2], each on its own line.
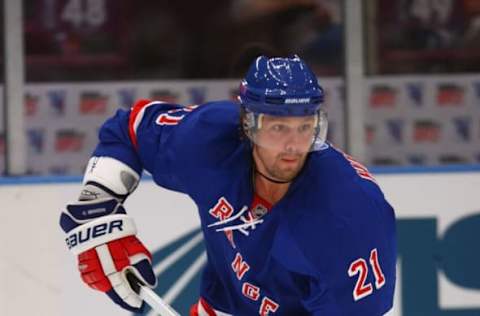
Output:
[60, 198, 157, 313]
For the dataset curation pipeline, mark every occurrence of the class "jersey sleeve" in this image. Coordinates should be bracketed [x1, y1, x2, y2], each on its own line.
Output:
[92, 99, 198, 193]
[308, 194, 396, 315]
[313, 212, 395, 315]
[92, 99, 241, 194]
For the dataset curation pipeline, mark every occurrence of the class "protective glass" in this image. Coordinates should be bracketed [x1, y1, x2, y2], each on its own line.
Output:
[243, 109, 328, 153]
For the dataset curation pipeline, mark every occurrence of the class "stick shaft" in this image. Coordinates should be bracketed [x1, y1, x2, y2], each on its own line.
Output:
[125, 270, 180, 316]
[138, 286, 180, 316]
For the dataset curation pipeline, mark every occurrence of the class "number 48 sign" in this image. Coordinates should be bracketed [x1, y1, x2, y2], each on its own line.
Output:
[61, 0, 106, 28]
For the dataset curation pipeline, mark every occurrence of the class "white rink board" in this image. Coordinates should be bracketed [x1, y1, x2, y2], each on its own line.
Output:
[1, 170, 479, 316]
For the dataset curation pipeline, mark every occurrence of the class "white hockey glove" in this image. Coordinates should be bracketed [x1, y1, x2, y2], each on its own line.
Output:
[60, 156, 157, 312]
[60, 198, 157, 312]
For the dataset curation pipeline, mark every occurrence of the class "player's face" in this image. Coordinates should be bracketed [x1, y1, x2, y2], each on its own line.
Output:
[253, 115, 315, 181]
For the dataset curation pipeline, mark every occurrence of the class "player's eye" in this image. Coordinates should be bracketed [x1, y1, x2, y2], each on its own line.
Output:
[270, 124, 289, 133]
[298, 124, 314, 134]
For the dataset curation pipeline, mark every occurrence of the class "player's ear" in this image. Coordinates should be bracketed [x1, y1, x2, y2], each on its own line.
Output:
[242, 114, 250, 137]
[239, 107, 250, 140]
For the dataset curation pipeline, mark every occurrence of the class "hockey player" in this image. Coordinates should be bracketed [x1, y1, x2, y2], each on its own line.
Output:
[60, 55, 396, 315]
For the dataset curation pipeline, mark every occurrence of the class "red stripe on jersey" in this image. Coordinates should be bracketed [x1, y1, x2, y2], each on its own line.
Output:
[330, 145, 377, 183]
[191, 297, 233, 316]
[345, 155, 377, 183]
[190, 302, 200, 316]
[128, 99, 155, 148]
[349, 160, 364, 170]
[252, 194, 272, 209]
[199, 297, 218, 316]
[356, 169, 376, 182]
[249, 194, 272, 219]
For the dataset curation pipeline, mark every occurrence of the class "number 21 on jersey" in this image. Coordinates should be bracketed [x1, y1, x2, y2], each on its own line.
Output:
[348, 248, 386, 301]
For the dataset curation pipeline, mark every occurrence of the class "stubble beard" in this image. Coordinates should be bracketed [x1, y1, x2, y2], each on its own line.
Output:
[270, 155, 306, 181]
[255, 146, 307, 182]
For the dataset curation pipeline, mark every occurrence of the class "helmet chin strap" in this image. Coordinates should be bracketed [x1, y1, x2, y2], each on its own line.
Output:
[254, 168, 292, 184]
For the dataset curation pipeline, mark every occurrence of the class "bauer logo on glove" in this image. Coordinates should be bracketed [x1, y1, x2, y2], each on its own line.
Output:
[65, 217, 124, 250]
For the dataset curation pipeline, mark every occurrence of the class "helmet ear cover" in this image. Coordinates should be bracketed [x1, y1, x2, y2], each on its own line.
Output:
[241, 109, 261, 139]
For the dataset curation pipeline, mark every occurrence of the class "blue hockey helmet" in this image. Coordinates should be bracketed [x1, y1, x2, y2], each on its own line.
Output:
[238, 55, 324, 116]
[239, 55, 328, 151]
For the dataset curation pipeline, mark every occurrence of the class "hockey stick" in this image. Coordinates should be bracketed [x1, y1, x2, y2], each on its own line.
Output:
[126, 271, 181, 316]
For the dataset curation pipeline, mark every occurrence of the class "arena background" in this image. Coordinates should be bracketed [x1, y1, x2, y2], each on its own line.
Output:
[1, 0, 479, 315]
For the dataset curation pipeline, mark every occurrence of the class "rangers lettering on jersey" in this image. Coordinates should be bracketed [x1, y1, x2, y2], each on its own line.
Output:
[209, 197, 234, 221]
[231, 253, 250, 280]
[260, 297, 280, 316]
[229, 252, 280, 313]
[242, 283, 260, 301]
[209, 197, 236, 247]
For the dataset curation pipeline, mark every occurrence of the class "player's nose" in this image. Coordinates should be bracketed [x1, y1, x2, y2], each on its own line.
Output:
[284, 136, 301, 153]
[283, 130, 307, 153]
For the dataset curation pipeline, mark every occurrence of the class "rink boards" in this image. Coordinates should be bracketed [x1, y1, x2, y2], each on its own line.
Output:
[1, 167, 479, 316]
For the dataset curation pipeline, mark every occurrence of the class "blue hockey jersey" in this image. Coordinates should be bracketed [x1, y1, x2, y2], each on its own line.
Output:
[93, 99, 396, 315]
